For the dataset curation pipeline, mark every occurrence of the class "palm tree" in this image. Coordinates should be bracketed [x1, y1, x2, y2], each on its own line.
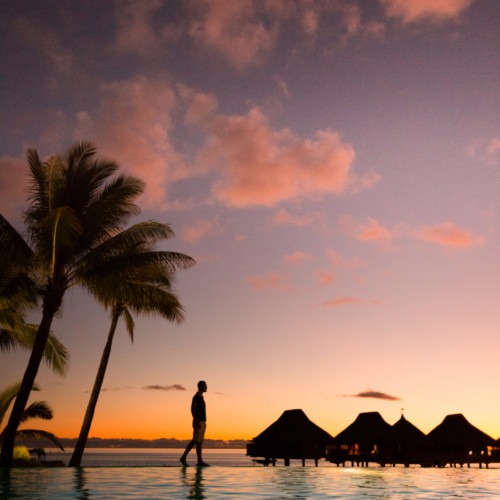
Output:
[0, 382, 64, 452]
[0, 141, 184, 466]
[0, 263, 69, 376]
[69, 229, 194, 466]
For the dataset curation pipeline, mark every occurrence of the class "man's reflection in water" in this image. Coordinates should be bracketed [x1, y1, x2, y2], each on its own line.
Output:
[181, 466, 206, 500]
[74, 467, 90, 500]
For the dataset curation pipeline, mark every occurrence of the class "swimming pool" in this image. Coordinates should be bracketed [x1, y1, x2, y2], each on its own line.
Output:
[1, 466, 499, 499]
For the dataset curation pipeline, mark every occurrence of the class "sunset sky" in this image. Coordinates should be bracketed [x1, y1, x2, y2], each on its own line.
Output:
[1, 0, 499, 443]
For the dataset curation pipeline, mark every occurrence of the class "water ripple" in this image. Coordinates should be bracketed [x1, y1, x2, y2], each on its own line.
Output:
[1, 466, 499, 499]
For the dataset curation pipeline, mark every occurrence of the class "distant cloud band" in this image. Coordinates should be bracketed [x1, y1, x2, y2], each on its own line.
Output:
[144, 384, 186, 391]
[345, 390, 401, 401]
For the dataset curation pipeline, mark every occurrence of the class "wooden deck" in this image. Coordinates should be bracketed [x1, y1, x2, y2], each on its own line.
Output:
[326, 449, 500, 468]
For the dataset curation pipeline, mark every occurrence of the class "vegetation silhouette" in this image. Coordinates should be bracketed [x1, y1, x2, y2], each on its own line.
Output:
[0, 224, 69, 375]
[0, 382, 64, 455]
[69, 224, 194, 466]
[0, 141, 194, 466]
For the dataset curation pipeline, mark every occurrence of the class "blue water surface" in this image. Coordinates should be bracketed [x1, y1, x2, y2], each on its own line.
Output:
[1, 466, 500, 499]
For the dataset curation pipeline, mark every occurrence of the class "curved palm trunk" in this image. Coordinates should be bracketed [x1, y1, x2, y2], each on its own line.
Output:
[0, 288, 63, 467]
[69, 307, 122, 467]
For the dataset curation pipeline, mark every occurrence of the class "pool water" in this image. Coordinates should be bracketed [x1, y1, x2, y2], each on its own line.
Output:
[1, 466, 499, 499]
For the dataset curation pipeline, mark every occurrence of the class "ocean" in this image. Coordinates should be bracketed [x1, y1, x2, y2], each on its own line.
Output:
[43, 447, 252, 467]
[1, 449, 499, 499]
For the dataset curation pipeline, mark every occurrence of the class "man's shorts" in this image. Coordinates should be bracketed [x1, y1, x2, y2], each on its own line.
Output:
[192, 421, 207, 443]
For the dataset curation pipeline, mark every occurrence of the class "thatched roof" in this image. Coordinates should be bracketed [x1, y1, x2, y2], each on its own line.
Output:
[247, 409, 335, 459]
[377, 414, 429, 451]
[391, 415, 427, 445]
[335, 412, 391, 449]
[427, 414, 495, 451]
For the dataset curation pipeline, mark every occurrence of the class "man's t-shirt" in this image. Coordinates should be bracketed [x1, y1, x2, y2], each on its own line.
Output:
[192, 393, 206, 421]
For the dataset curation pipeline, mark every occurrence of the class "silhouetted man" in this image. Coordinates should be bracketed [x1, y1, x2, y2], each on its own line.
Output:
[180, 380, 209, 466]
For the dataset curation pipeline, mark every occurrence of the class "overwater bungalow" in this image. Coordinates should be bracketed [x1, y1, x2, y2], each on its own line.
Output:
[326, 411, 391, 466]
[426, 414, 496, 468]
[377, 414, 431, 467]
[249, 409, 500, 468]
[328, 412, 499, 468]
[246, 409, 335, 466]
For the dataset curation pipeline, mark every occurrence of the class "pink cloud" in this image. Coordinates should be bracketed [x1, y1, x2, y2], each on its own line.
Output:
[356, 218, 394, 243]
[186, 1, 386, 71]
[195, 106, 356, 207]
[0, 156, 29, 218]
[182, 219, 218, 243]
[380, 0, 474, 23]
[416, 222, 484, 248]
[301, 7, 319, 35]
[325, 248, 361, 269]
[283, 252, 313, 266]
[188, 1, 279, 71]
[33, 76, 358, 214]
[486, 137, 500, 165]
[74, 76, 189, 211]
[487, 137, 500, 156]
[183, 91, 219, 126]
[114, 0, 163, 56]
[246, 273, 293, 291]
[316, 271, 335, 286]
[469, 137, 500, 166]
[299, 2, 385, 43]
[273, 209, 322, 227]
[339, 2, 363, 39]
[322, 296, 381, 308]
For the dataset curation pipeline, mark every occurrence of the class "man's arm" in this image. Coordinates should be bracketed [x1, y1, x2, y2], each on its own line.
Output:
[191, 395, 199, 423]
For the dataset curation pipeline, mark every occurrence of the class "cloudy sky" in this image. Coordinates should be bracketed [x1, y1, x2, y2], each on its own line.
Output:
[1, 0, 499, 442]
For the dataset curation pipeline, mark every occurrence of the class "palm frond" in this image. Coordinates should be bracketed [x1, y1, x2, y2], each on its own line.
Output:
[15, 429, 64, 450]
[64, 143, 120, 213]
[25, 147, 45, 200]
[20, 401, 53, 423]
[0, 383, 40, 425]
[122, 307, 135, 342]
[77, 175, 145, 249]
[0, 323, 69, 376]
[0, 272, 39, 311]
[77, 221, 172, 269]
[25, 153, 65, 229]
[78, 248, 194, 294]
[43, 333, 70, 376]
[0, 321, 37, 350]
[104, 221, 175, 254]
[127, 285, 185, 323]
[47, 206, 83, 277]
[0, 328, 26, 352]
[81, 258, 176, 308]
[0, 215, 34, 271]
[65, 141, 98, 178]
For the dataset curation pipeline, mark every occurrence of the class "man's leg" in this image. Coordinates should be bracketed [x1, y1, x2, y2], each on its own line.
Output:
[180, 440, 195, 466]
[196, 442, 209, 466]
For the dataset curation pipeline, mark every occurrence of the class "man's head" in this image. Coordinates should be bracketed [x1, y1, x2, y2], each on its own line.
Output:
[197, 380, 207, 393]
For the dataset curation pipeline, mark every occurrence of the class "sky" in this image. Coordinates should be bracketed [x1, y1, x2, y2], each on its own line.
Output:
[0, 0, 499, 443]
